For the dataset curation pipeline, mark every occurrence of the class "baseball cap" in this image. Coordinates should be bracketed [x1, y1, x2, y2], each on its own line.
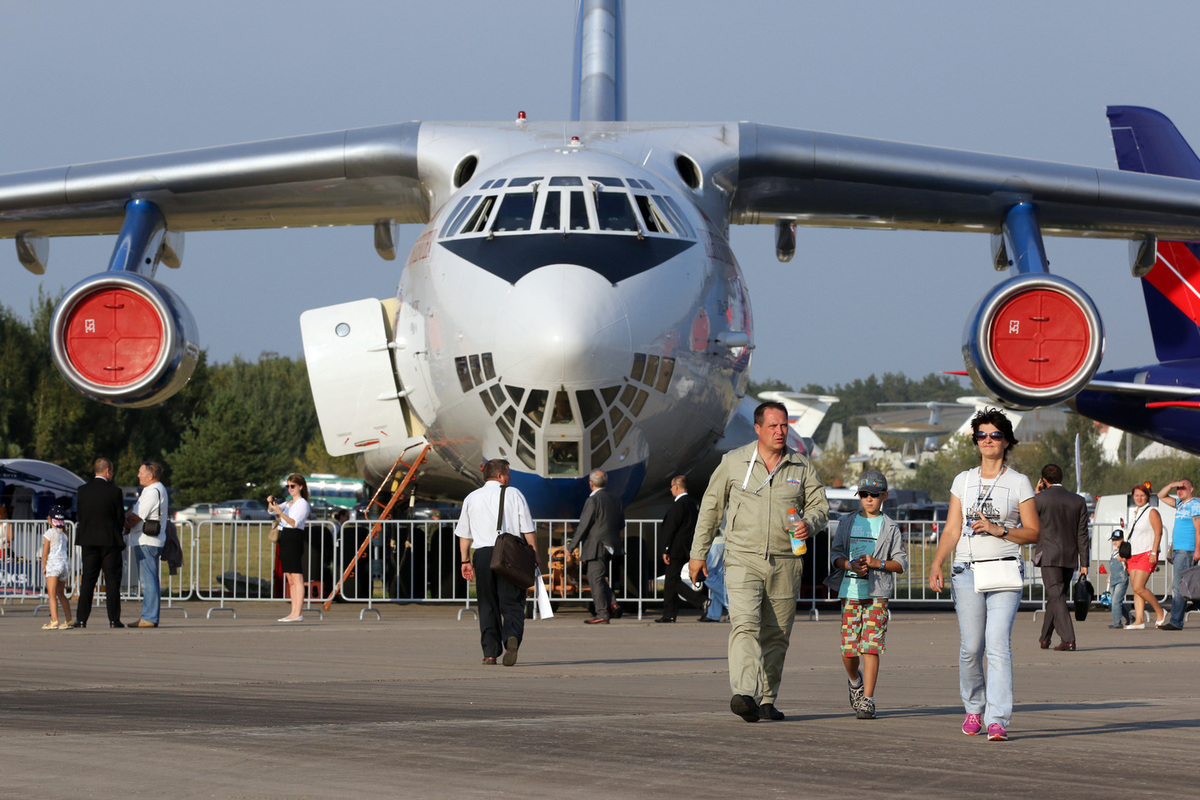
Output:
[50, 507, 67, 527]
[1110, 530, 1124, 541]
[858, 470, 888, 494]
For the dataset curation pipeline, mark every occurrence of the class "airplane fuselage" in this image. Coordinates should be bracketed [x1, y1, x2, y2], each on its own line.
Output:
[366, 127, 754, 517]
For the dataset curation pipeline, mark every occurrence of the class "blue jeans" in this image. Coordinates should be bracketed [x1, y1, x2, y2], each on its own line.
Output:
[1109, 574, 1131, 626]
[1169, 550, 1195, 628]
[705, 539, 727, 620]
[134, 544, 162, 624]
[951, 562, 1022, 729]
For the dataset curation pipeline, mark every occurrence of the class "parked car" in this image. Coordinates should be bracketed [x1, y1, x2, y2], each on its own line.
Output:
[215, 499, 272, 521]
[305, 498, 344, 521]
[894, 502, 949, 542]
[173, 502, 222, 523]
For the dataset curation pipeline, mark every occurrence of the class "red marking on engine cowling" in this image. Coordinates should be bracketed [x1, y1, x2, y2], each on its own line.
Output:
[988, 288, 1091, 390]
[62, 288, 164, 386]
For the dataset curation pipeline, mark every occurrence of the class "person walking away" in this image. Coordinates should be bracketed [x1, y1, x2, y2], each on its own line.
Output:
[656, 475, 704, 623]
[1033, 464, 1090, 651]
[124, 461, 168, 628]
[40, 507, 73, 629]
[568, 470, 626, 624]
[456, 459, 538, 666]
[690, 401, 829, 723]
[824, 470, 908, 720]
[74, 457, 126, 629]
[1156, 479, 1200, 630]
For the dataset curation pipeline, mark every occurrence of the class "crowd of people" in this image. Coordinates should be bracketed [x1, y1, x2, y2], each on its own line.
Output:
[18, 405, 1197, 741]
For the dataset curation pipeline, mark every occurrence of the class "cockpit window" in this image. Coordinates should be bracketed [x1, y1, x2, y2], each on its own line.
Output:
[549, 176, 583, 186]
[442, 195, 481, 237]
[596, 192, 638, 232]
[550, 390, 574, 424]
[491, 193, 535, 232]
[659, 195, 694, 238]
[568, 191, 590, 231]
[461, 195, 496, 234]
[509, 177, 538, 187]
[635, 195, 673, 235]
[590, 176, 622, 187]
[540, 191, 562, 231]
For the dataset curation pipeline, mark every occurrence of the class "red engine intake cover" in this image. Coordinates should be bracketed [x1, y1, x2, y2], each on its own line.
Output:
[61, 287, 165, 387]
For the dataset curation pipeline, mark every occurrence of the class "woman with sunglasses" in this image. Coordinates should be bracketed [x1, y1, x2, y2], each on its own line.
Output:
[1124, 482, 1165, 629]
[268, 474, 311, 622]
[928, 408, 1039, 742]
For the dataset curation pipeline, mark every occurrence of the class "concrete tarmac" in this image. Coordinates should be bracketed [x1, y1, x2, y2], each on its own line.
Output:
[0, 601, 1195, 799]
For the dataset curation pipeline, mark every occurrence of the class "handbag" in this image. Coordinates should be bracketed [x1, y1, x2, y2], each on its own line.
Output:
[972, 557, 1023, 592]
[142, 520, 161, 536]
[1178, 564, 1200, 602]
[268, 518, 281, 544]
[489, 486, 538, 590]
[1073, 574, 1095, 621]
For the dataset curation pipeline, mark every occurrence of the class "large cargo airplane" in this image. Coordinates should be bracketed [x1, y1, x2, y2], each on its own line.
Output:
[5, 1, 1200, 517]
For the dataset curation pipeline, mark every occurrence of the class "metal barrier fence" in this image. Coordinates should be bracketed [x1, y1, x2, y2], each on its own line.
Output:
[0, 517, 1185, 620]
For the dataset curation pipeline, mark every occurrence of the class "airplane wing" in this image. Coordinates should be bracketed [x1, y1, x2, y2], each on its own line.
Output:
[0, 122, 426, 240]
[1083, 380, 1199, 398]
[732, 123, 1200, 240]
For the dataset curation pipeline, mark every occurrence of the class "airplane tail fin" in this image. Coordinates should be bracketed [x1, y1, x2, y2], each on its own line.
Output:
[1107, 106, 1200, 362]
[571, 0, 626, 122]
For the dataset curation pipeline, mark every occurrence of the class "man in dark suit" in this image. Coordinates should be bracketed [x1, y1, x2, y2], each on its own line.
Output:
[73, 457, 127, 628]
[655, 475, 705, 623]
[1034, 463, 1090, 651]
[568, 469, 625, 624]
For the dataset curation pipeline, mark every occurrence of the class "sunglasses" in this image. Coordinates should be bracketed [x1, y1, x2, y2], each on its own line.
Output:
[973, 431, 1005, 441]
[858, 491, 881, 499]
[287, 483, 298, 488]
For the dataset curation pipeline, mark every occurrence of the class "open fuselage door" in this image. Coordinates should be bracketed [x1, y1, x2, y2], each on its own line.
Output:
[301, 298, 411, 455]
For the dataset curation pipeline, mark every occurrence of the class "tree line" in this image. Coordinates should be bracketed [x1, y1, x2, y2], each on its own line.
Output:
[0, 293, 354, 505]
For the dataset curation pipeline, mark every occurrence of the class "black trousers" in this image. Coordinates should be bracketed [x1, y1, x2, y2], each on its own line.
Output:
[473, 546, 526, 658]
[1039, 565, 1077, 644]
[78, 545, 124, 624]
[662, 553, 706, 619]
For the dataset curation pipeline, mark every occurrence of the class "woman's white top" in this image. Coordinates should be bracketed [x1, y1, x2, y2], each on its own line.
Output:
[951, 465, 1035, 563]
[1127, 504, 1159, 556]
[281, 498, 310, 530]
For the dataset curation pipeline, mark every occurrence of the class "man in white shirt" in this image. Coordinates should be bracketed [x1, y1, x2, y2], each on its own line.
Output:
[457, 459, 538, 666]
[124, 461, 168, 628]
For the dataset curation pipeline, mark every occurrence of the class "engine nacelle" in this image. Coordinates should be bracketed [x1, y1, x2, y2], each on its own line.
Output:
[50, 273, 200, 408]
[963, 274, 1104, 410]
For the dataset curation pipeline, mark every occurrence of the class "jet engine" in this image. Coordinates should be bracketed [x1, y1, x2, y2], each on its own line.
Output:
[963, 273, 1104, 410]
[49, 273, 200, 408]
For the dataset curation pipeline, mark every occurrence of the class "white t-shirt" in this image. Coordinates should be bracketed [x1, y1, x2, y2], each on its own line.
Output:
[133, 481, 168, 547]
[951, 466, 1034, 563]
[281, 498, 310, 531]
[455, 480, 535, 548]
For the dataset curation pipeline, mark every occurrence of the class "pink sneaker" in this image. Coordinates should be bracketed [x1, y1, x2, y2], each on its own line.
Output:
[961, 713, 982, 736]
[987, 723, 1008, 741]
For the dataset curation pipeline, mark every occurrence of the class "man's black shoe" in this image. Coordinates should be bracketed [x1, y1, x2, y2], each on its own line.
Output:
[1160, 622, 1182, 630]
[109, 621, 125, 628]
[653, 616, 676, 623]
[730, 694, 760, 723]
[71, 620, 86, 629]
[758, 703, 785, 721]
[698, 616, 719, 622]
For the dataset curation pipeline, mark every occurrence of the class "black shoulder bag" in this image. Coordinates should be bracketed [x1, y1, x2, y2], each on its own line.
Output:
[489, 485, 538, 590]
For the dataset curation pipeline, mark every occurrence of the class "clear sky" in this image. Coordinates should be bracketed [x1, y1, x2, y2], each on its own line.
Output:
[3, 0, 1200, 390]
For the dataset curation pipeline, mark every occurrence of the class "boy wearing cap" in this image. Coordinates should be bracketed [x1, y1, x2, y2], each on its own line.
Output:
[824, 470, 908, 719]
[1108, 531, 1133, 628]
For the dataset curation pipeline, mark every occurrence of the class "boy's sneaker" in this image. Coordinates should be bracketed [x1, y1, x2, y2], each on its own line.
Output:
[987, 723, 1008, 741]
[848, 673, 865, 710]
[854, 696, 876, 720]
[961, 713, 982, 735]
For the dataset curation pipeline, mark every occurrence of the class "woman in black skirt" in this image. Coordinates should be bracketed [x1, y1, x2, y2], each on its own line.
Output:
[268, 474, 311, 622]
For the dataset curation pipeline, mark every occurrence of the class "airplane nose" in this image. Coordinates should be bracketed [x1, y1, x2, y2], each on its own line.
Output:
[494, 264, 630, 384]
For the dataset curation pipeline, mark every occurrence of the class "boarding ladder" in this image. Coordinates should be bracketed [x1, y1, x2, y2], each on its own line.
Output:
[322, 442, 430, 611]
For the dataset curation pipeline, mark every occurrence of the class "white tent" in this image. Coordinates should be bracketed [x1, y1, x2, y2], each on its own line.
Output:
[0, 459, 86, 519]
